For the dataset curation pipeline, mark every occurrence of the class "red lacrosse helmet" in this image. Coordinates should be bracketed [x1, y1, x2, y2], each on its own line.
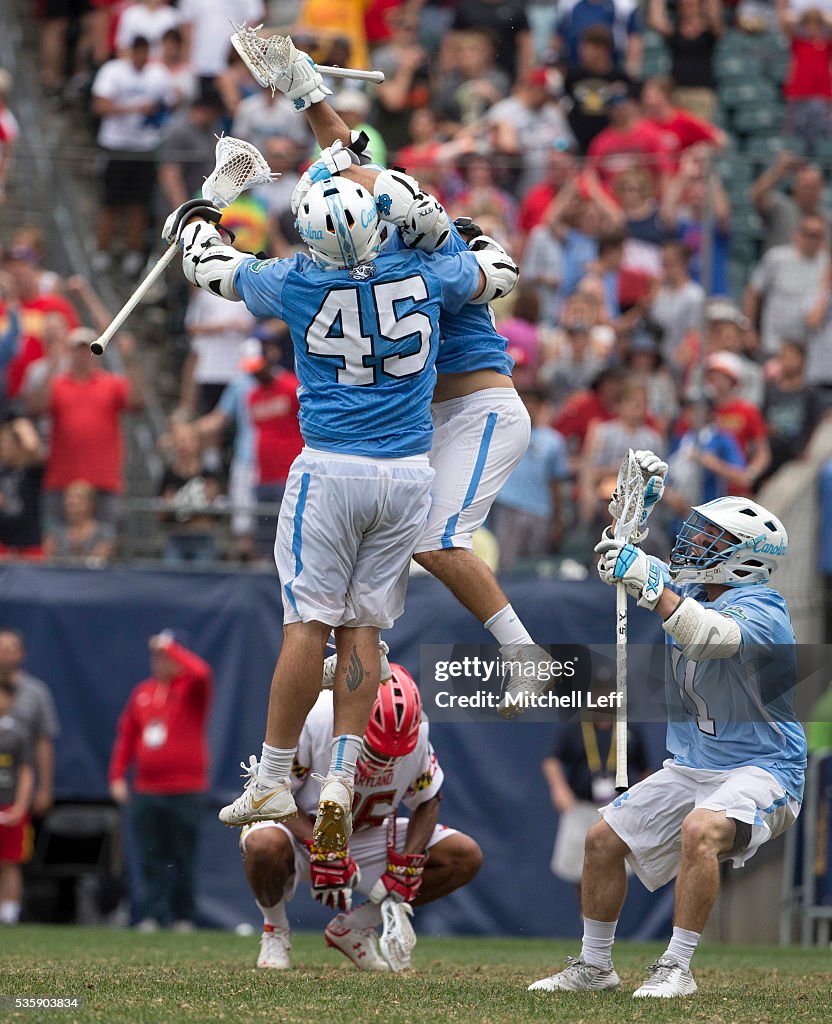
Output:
[364, 664, 422, 760]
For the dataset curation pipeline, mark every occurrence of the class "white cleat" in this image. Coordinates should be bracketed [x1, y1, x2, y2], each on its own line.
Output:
[218, 756, 297, 827]
[312, 774, 354, 853]
[325, 914, 389, 971]
[633, 956, 697, 998]
[529, 957, 621, 992]
[498, 643, 559, 719]
[257, 927, 291, 969]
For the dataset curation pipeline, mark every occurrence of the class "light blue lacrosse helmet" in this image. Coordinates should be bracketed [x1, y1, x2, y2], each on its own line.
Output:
[670, 496, 788, 587]
[295, 177, 383, 269]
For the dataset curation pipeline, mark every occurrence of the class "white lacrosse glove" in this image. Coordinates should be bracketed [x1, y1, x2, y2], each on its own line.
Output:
[608, 449, 668, 534]
[308, 139, 359, 182]
[594, 538, 665, 610]
[292, 132, 374, 216]
[162, 198, 222, 244]
[272, 39, 331, 110]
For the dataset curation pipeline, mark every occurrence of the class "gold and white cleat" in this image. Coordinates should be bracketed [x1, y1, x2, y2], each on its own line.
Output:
[218, 756, 297, 827]
[312, 774, 354, 853]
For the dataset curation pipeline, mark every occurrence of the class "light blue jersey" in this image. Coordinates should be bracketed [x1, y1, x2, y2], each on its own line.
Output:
[661, 578, 806, 801]
[386, 226, 514, 377]
[234, 248, 480, 457]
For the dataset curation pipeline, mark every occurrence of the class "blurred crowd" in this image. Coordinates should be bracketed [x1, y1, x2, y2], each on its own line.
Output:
[0, 0, 831, 569]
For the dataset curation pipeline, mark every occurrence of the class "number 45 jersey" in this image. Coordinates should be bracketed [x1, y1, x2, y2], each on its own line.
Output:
[290, 691, 444, 831]
[663, 580, 806, 801]
[234, 248, 481, 458]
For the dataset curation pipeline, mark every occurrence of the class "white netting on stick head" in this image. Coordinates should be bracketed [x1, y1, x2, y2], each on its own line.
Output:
[230, 22, 292, 92]
[612, 449, 646, 543]
[201, 135, 276, 208]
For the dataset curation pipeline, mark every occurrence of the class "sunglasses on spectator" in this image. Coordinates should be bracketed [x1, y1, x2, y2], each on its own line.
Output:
[0, 680, 17, 695]
[801, 228, 824, 240]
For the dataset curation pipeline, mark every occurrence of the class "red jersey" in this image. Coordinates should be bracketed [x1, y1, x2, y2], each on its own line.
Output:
[6, 294, 81, 399]
[675, 399, 767, 457]
[785, 37, 832, 100]
[712, 399, 768, 455]
[44, 371, 130, 493]
[247, 370, 303, 485]
[108, 641, 212, 795]
[554, 391, 616, 449]
[588, 119, 672, 188]
[519, 182, 558, 233]
[647, 109, 721, 160]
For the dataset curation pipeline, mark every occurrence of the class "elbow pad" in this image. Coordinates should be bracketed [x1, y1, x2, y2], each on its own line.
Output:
[662, 598, 742, 662]
[469, 235, 519, 304]
[373, 169, 451, 251]
[180, 219, 249, 301]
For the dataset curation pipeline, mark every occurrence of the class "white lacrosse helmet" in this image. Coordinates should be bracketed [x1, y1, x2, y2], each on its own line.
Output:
[670, 496, 788, 587]
[295, 177, 383, 269]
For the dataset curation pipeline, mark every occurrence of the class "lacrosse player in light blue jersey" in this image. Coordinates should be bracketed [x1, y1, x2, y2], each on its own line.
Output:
[161, 142, 518, 856]
[284, 90, 559, 717]
[530, 484, 805, 999]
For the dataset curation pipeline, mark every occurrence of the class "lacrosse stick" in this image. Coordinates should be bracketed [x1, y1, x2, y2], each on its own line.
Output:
[230, 24, 385, 90]
[609, 449, 645, 792]
[90, 136, 275, 355]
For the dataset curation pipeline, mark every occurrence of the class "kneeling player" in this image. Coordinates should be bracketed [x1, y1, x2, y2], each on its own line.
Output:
[240, 664, 482, 970]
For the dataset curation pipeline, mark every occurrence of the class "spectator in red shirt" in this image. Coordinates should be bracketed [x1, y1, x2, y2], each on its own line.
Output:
[641, 76, 726, 165]
[109, 629, 212, 931]
[676, 352, 771, 492]
[779, 3, 832, 147]
[518, 140, 576, 235]
[246, 341, 303, 557]
[0, 254, 80, 402]
[28, 328, 145, 530]
[554, 366, 629, 460]
[587, 79, 672, 193]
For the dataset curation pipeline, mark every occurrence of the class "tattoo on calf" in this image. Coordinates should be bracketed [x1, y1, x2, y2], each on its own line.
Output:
[346, 647, 366, 692]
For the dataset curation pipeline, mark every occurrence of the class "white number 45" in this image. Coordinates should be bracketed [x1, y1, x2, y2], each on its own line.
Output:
[305, 276, 432, 384]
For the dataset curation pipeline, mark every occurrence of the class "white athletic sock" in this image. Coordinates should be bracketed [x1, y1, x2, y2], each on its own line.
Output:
[485, 604, 534, 647]
[580, 917, 618, 969]
[257, 899, 289, 930]
[664, 926, 700, 970]
[328, 734, 362, 780]
[0, 900, 21, 924]
[340, 901, 382, 930]
[259, 743, 296, 782]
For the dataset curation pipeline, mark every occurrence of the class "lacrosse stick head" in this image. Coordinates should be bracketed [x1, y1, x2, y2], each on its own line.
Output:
[611, 449, 646, 544]
[201, 135, 276, 208]
[379, 899, 416, 972]
[230, 22, 292, 93]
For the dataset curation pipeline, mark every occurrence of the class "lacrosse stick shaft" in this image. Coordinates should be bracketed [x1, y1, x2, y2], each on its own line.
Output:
[318, 65, 384, 83]
[615, 583, 629, 791]
[90, 243, 178, 354]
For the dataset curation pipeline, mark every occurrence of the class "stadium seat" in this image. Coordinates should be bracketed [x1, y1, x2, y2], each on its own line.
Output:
[733, 107, 784, 135]
[732, 208, 765, 241]
[718, 81, 778, 110]
[715, 54, 763, 83]
[742, 135, 807, 165]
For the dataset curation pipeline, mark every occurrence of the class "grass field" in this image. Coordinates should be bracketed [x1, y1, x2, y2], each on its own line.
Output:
[1, 927, 830, 1024]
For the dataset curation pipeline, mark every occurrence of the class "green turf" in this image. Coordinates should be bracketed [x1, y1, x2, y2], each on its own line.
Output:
[0, 926, 830, 1024]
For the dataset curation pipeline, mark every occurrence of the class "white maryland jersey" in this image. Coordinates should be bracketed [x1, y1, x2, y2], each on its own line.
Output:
[291, 691, 444, 832]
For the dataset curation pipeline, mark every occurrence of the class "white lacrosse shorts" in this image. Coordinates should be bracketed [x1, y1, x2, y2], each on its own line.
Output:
[275, 447, 434, 629]
[599, 759, 800, 892]
[414, 388, 530, 553]
[241, 817, 458, 900]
